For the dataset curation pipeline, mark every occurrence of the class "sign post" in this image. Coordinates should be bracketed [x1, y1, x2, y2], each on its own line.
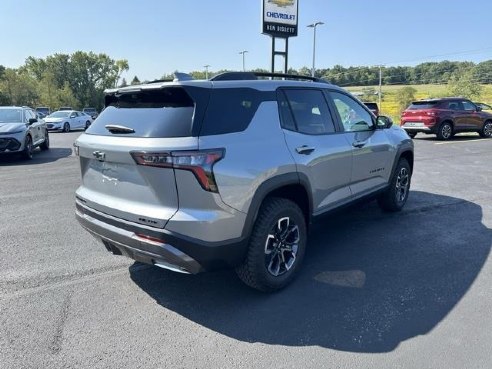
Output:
[262, 0, 299, 74]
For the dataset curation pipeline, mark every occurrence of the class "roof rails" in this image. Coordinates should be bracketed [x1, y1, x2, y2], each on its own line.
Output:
[210, 71, 329, 84]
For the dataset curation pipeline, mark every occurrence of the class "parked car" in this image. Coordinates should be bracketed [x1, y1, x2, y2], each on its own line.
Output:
[35, 106, 51, 117]
[80, 112, 94, 128]
[363, 102, 379, 116]
[401, 98, 492, 140]
[58, 106, 73, 111]
[474, 102, 492, 113]
[82, 107, 98, 119]
[0, 106, 50, 159]
[74, 71, 414, 291]
[36, 111, 47, 119]
[45, 110, 92, 132]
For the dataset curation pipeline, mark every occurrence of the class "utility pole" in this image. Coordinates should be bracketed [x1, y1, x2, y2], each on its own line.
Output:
[378, 65, 382, 112]
[239, 50, 248, 72]
[307, 21, 324, 77]
[204, 65, 210, 79]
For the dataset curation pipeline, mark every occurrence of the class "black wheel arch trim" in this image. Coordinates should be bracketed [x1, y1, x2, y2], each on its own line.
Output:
[390, 144, 414, 176]
[240, 172, 314, 240]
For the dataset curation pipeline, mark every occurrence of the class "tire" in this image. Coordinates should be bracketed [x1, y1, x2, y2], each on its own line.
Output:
[436, 121, 453, 140]
[378, 158, 411, 212]
[40, 130, 50, 151]
[85, 121, 91, 130]
[236, 197, 307, 292]
[63, 122, 70, 133]
[407, 132, 417, 139]
[479, 120, 492, 138]
[22, 135, 33, 160]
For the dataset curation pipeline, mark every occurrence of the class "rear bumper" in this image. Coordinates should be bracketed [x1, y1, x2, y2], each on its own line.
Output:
[75, 200, 248, 273]
[401, 122, 434, 133]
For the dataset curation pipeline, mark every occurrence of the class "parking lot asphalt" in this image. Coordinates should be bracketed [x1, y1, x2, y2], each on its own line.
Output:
[1, 131, 491, 369]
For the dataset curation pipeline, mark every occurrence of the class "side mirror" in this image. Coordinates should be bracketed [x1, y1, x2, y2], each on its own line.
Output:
[477, 106, 482, 112]
[376, 115, 393, 129]
[28, 118, 37, 124]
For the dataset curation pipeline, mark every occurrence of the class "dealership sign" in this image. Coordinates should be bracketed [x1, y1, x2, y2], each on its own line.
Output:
[262, 0, 299, 38]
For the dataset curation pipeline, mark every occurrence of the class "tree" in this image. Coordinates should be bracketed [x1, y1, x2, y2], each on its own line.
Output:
[395, 86, 417, 113]
[447, 71, 482, 100]
[131, 76, 140, 85]
[114, 59, 129, 87]
[119, 78, 128, 88]
[0, 68, 38, 106]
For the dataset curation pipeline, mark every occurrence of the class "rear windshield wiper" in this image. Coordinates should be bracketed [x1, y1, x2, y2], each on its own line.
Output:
[105, 124, 135, 134]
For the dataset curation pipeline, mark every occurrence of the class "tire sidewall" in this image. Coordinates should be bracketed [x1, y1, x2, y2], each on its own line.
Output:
[249, 200, 307, 290]
[437, 122, 452, 140]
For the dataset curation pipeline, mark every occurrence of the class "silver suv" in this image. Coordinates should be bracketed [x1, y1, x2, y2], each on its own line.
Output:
[75, 72, 414, 291]
[0, 106, 50, 159]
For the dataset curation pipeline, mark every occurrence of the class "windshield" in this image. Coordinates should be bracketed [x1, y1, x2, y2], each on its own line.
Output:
[0, 109, 23, 123]
[48, 111, 70, 118]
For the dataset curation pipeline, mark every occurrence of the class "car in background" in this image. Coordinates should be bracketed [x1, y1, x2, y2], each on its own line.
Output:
[363, 102, 379, 116]
[0, 106, 50, 159]
[401, 98, 492, 140]
[82, 107, 98, 119]
[36, 111, 47, 119]
[35, 106, 51, 117]
[45, 110, 92, 132]
[475, 102, 492, 113]
[58, 106, 73, 111]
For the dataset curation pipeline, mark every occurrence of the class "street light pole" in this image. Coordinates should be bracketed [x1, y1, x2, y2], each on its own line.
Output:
[239, 50, 248, 72]
[378, 65, 382, 111]
[307, 21, 324, 77]
[204, 65, 210, 79]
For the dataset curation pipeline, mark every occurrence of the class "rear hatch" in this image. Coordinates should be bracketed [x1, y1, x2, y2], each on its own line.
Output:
[75, 85, 206, 228]
[401, 100, 441, 124]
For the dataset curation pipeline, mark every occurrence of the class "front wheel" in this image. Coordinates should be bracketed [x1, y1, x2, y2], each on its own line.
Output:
[85, 121, 91, 130]
[378, 158, 411, 212]
[22, 135, 33, 160]
[236, 197, 307, 292]
[479, 121, 492, 138]
[63, 122, 70, 133]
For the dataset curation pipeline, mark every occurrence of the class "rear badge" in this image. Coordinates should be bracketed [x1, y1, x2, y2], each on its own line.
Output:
[93, 151, 106, 161]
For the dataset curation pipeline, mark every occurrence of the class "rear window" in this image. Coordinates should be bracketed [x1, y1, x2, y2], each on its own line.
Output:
[85, 87, 195, 138]
[408, 101, 441, 110]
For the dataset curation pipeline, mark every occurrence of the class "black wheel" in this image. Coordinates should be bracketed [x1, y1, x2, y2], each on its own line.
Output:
[63, 122, 70, 133]
[479, 120, 492, 138]
[40, 130, 50, 150]
[236, 197, 307, 292]
[436, 122, 453, 140]
[22, 135, 33, 160]
[85, 121, 91, 130]
[407, 132, 417, 139]
[378, 158, 411, 212]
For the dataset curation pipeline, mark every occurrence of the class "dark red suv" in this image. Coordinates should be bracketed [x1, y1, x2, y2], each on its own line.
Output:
[400, 98, 492, 140]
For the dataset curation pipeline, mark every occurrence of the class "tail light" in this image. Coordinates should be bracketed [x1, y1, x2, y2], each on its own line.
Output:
[426, 111, 437, 116]
[131, 149, 224, 192]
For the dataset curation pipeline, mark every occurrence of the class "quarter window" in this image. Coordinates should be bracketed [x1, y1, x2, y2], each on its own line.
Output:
[329, 91, 374, 132]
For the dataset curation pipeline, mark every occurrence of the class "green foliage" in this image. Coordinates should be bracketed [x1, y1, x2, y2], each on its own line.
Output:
[131, 76, 140, 85]
[447, 71, 482, 100]
[361, 87, 377, 102]
[395, 86, 417, 113]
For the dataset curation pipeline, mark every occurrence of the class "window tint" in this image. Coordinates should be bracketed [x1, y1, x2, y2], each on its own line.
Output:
[86, 87, 195, 138]
[408, 101, 440, 110]
[329, 91, 374, 132]
[281, 89, 336, 135]
[462, 101, 476, 111]
[200, 88, 263, 135]
[446, 101, 460, 110]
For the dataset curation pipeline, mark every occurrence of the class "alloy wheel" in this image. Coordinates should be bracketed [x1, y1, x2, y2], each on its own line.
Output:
[395, 167, 409, 203]
[264, 217, 300, 277]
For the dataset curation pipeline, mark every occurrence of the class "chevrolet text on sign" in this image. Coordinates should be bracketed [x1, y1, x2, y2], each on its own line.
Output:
[262, 0, 299, 38]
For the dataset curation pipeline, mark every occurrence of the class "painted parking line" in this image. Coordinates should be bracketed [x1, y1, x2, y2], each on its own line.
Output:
[435, 139, 490, 145]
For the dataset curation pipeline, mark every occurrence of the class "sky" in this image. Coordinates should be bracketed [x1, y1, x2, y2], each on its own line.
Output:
[2, 0, 492, 82]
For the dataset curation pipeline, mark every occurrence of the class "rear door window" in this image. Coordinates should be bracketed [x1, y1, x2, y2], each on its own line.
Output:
[86, 87, 195, 137]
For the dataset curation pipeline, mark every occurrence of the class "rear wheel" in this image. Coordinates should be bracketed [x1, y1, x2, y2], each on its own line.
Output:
[436, 122, 453, 140]
[378, 158, 411, 212]
[85, 121, 91, 130]
[63, 122, 70, 133]
[479, 121, 492, 138]
[236, 197, 307, 292]
[40, 130, 50, 150]
[22, 135, 33, 160]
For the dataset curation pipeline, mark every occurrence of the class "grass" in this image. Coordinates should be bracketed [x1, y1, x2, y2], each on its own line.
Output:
[346, 84, 492, 122]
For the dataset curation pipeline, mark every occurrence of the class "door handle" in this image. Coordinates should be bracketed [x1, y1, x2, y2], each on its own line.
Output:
[352, 140, 367, 148]
[295, 145, 315, 155]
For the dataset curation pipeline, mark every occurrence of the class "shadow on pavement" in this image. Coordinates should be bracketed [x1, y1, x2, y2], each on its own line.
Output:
[0, 147, 72, 165]
[130, 191, 491, 352]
